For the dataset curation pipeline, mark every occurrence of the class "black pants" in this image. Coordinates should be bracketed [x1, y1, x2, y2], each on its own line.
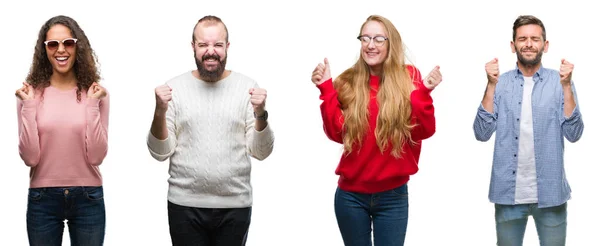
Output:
[168, 201, 252, 246]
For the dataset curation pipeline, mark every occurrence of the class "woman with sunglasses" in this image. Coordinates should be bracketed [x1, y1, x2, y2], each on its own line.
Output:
[311, 15, 442, 245]
[15, 15, 108, 246]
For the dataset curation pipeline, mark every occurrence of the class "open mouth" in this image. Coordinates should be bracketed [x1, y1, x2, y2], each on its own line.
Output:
[55, 56, 69, 65]
[203, 58, 220, 66]
[365, 52, 379, 57]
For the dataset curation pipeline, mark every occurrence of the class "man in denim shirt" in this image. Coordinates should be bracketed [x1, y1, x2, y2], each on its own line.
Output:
[473, 15, 584, 246]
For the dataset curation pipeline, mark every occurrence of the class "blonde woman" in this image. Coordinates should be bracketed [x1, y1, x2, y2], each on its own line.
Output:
[311, 15, 442, 245]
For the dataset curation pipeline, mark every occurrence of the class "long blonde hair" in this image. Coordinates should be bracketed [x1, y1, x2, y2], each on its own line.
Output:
[334, 15, 416, 158]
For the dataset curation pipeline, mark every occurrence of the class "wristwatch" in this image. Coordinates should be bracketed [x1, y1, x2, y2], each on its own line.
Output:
[254, 111, 268, 121]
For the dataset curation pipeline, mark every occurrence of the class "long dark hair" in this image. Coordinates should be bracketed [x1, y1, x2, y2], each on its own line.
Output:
[26, 15, 100, 102]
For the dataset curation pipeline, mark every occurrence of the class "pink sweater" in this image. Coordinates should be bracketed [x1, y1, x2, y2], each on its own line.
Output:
[17, 86, 109, 188]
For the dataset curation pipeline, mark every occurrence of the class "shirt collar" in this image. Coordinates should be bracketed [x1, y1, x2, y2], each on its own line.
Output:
[514, 63, 546, 82]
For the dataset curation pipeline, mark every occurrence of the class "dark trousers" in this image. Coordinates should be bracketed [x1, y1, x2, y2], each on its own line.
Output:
[168, 201, 252, 246]
[27, 186, 106, 246]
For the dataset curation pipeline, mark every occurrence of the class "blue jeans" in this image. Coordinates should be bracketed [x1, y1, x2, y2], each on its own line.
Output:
[167, 201, 252, 246]
[334, 184, 409, 246]
[26, 186, 106, 246]
[495, 203, 567, 246]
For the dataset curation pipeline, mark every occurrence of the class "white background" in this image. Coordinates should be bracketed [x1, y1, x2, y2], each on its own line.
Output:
[0, 0, 597, 245]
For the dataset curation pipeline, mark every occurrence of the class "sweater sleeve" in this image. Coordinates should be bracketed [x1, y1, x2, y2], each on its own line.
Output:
[147, 98, 178, 162]
[245, 101, 274, 161]
[17, 98, 41, 167]
[85, 93, 110, 166]
[408, 66, 436, 141]
[317, 78, 344, 144]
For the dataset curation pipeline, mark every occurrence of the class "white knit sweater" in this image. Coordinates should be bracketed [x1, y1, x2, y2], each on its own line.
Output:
[147, 71, 274, 208]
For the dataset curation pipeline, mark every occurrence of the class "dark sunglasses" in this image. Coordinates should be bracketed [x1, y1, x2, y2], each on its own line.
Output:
[44, 38, 78, 50]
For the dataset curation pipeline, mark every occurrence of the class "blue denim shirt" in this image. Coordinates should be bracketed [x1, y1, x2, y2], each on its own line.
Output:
[473, 65, 584, 208]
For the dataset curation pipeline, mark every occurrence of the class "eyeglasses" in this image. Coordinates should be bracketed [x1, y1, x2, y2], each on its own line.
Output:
[44, 38, 78, 50]
[357, 35, 388, 47]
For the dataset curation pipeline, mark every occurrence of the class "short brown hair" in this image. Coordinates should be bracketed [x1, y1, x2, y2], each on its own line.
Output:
[192, 15, 229, 43]
[512, 15, 546, 41]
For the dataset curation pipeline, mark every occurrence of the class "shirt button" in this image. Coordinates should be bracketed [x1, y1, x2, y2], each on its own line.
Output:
[512, 171, 516, 174]
[517, 118, 520, 121]
[518, 102, 521, 104]
[64, 190, 69, 195]
[514, 154, 517, 157]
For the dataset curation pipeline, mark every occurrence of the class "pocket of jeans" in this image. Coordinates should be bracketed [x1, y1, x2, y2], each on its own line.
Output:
[390, 185, 408, 197]
[85, 186, 104, 201]
[28, 188, 43, 201]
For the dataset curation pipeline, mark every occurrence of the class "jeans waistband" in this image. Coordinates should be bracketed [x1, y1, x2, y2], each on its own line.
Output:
[29, 186, 102, 195]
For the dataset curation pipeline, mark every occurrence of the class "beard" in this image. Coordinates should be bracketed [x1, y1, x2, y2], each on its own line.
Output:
[516, 46, 543, 67]
[195, 51, 227, 82]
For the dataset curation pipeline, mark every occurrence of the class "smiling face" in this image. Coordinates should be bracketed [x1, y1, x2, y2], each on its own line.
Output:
[45, 24, 77, 76]
[192, 22, 229, 82]
[360, 20, 389, 75]
[511, 24, 548, 67]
